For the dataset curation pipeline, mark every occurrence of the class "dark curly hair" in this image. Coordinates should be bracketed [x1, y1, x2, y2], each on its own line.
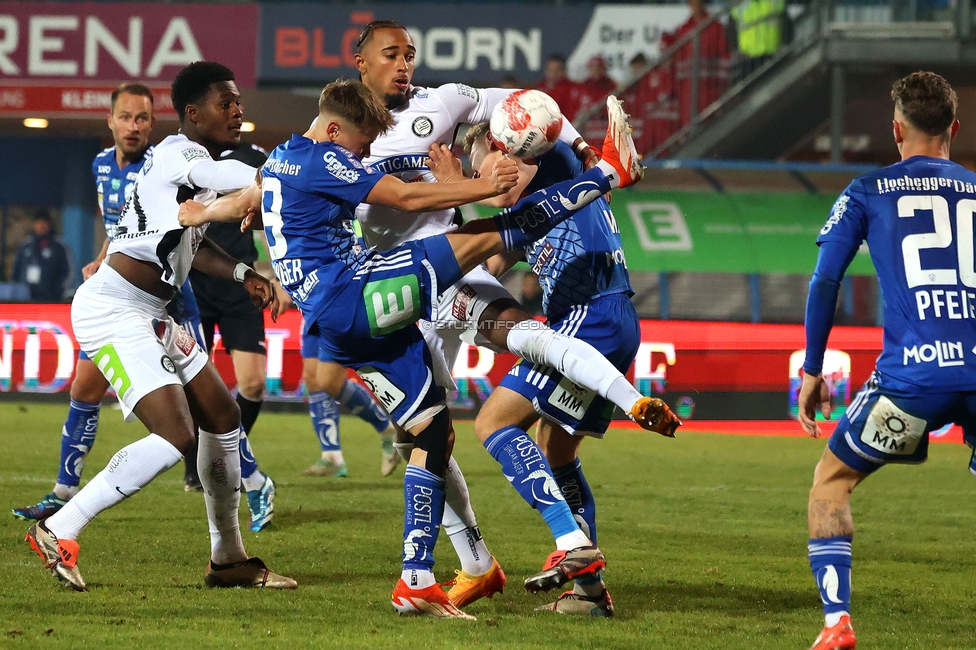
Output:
[891, 71, 957, 139]
[171, 61, 235, 122]
[355, 20, 408, 52]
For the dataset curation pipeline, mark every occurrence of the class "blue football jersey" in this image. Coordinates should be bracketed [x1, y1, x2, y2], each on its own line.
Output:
[819, 155, 976, 392]
[261, 136, 382, 323]
[91, 145, 151, 240]
[521, 141, 633, 320]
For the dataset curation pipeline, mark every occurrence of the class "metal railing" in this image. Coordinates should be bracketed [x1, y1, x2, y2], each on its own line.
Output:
[574, 0, 970, 160]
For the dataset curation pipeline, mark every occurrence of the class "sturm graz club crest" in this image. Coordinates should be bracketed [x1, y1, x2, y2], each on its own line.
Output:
[412, 117, 433, 138]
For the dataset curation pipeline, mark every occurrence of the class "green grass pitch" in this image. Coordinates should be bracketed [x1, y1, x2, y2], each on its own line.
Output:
[3, 403, 976, 648]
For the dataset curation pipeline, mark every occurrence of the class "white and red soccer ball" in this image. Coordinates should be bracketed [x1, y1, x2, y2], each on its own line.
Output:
[490, 89, 563, 159]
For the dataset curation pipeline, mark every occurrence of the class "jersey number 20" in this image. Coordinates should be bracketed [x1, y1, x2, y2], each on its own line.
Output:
[900, 195, 976, 288]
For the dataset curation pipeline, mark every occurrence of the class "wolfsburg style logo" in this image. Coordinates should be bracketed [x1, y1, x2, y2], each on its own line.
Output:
[323, 150, 360, 183]
[363, 275, 422, 337]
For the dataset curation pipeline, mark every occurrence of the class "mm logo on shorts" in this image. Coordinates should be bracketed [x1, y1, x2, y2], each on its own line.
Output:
[93, 344, 133, 402]
[860, 396, 926, 456]
[364, 275, 421, 337]
[357, 366, 406, 412]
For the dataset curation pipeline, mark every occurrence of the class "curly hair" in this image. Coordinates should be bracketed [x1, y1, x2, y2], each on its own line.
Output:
[171, 61, 235, 122]
[891, 71, 957, 138]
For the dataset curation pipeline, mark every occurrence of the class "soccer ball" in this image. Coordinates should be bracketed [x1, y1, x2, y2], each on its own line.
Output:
[490, 89, 563, 159]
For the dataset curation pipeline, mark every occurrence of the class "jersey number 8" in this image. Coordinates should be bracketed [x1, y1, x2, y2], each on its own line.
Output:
[262, 177, 288, 259]
[900, 195, 976, 288]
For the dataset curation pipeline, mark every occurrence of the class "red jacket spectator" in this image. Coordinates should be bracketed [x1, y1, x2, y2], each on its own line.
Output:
[537, 54, 580, 122]
[576, 56, 618, 120]
[674, 0, 730, 126]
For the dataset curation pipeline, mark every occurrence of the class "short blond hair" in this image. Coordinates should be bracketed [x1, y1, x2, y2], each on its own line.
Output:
[318, 79, 395, 135]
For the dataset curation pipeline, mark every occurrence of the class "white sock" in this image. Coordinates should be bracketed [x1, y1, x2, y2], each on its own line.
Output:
[443, 458, 493, 576]
[241, 470, 266, 492]
[198, 428, 247, 566]
[46, 434, 182, 540]
[555, 530, 591, 551]
[53, 483, 78, 500]
[596, 160, 621, 189]
[400, 569, 436, 589]
[506, 321, 642, 412]
[825, 611, 849, 627]
[320, 450, 345, 464]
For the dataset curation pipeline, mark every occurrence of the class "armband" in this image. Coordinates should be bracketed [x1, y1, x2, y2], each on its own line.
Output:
[233, 263, 252, 283]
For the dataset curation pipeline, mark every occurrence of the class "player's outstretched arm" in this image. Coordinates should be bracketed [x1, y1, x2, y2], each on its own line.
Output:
[365, 156, 518, 212]
[178, 182, 262, 227]
[192, 236, 278, 314]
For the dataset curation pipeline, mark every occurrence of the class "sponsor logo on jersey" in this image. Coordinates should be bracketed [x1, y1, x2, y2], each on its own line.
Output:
[97, 165, 112, 174]
[451, 284, 476, 321]
[369, 154, 429, 175]
[126, 172, 138, 181]
[412, 116, 434, 138]
[821, 195, 850, 235]
[531, 241, 555, 274]
[174, 325, 196, 357]
[111, 178, 121, 190]
[859, 396, 926, 455]
[323, 150, 360, 183]
[876, 175, 976, 195]
[264, 158, 303, 176]
[363, 275, 421, 337]
[547, 375, 595, 420]
[357, 366, 406, 412]
[903, 340, 966, 367]
[181, 147, 209, 163]
[456, 84, 479, 101]
[295, 268, 320, 302]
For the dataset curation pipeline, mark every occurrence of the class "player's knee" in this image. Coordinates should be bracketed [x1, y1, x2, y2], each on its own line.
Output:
[811, 452, 862, 499]
[236, 376, 265, 401]
[302, 364, 320, 393]
[411, 408, 452, 476]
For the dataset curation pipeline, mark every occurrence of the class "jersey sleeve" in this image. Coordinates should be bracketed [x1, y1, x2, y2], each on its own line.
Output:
[307, 144, 384, 205]
[160, 141, 213, 187]
[816, 180, 868, 247]
[436, 84, 515, 125]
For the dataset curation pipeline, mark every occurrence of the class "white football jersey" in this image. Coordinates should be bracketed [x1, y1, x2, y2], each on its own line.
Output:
[108, 134, 216, 289]
[356, 84, 515, 251]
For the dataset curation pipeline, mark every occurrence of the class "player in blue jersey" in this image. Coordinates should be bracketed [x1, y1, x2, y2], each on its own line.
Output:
[179, 79, 655, 618]
[12, 83, 205, 520]
[798, 72, 975, 650]
[441, 122, 678, 617]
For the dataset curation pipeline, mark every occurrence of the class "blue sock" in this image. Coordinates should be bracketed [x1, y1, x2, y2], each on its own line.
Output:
[338, 380, 390, 433]
[56, 399, 101, 488]
[484, 426, 579, 541]
[552, 459, 597, 545]
[309, 391, 341, 452]
[809, 536, 853, 618]
[402, 465, 446, 573]
[492, 167, 612, 251]
[239, 430, 260, 480]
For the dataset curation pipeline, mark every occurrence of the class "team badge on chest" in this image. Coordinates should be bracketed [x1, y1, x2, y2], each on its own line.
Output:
[412, 117, 434, 138]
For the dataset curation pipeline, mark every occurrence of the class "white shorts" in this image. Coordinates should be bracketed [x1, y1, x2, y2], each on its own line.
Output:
[71, 265, 209, 422]
[420, 263, 513, 389]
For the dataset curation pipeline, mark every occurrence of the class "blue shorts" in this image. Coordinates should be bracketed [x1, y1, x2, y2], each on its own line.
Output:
[304, 236, 461, 426]
[78, 278, 204, 362]
[828, 372, 976, 474]
[498, 293, 640, 436]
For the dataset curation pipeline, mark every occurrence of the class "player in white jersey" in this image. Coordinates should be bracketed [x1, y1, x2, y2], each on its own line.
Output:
[25, 62, 295, 592]
[352, 20, 665, 607]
